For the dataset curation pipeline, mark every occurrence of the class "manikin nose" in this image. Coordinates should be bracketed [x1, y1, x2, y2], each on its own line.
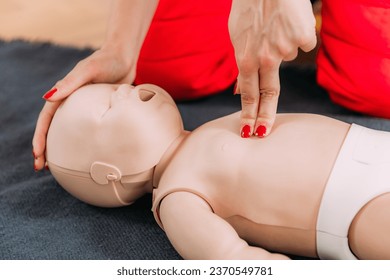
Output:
[115, 84, 156, 102]
[116, 84, 135, 96]
[138, 88, 156, 102]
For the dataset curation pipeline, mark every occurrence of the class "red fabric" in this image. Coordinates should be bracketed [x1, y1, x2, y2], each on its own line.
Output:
[134, 0, 238, 100]
[317, 0, 390, 118]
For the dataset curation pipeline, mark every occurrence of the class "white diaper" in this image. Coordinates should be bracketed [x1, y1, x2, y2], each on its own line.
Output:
[316, 124, 390, 259]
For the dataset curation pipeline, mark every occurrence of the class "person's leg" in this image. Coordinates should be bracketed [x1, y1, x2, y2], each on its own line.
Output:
[349, 192, 390, 259]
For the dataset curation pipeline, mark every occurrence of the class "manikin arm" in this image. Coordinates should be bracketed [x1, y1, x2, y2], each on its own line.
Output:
[159, 192, 289, 260]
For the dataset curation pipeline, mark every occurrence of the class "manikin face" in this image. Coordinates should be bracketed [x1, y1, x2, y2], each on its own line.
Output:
[46, 83, 183, 207]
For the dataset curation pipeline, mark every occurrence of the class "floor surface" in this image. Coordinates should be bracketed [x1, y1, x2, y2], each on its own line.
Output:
[0, 0, 109, 48]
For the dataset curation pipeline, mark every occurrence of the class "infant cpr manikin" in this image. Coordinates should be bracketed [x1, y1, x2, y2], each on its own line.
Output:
[46, 83, 390, 260]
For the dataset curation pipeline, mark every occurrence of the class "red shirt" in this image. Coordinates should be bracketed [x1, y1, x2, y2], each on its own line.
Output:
[135, 0, 238, 100]
[317, 0, 390, 118]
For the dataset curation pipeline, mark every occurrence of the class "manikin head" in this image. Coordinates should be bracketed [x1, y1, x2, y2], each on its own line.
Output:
[46, 84, 184, 207]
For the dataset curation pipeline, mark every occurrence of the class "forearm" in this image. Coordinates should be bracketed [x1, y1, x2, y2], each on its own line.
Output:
[226, 243, 290, 260]
[102, 0, 159, 63]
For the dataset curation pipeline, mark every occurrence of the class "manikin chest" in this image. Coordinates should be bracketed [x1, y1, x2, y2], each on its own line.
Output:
[158, 122, 326, 229]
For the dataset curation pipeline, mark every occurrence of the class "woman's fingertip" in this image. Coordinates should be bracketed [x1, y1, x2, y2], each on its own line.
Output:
[33, 161, 38, 172]
[254, 125, 267, 138]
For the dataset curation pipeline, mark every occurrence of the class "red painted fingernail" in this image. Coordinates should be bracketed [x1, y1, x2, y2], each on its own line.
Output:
[43, 88, 57, 100]
[241, 125, 251, 138]
[34, 162, 38, 172]
[45, 163, 49, 171]
[255, 125, 267, 138]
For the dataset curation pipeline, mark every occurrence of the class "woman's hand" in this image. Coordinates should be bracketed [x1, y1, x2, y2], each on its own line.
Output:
[229, 0, 317, 138]
[32, 46, 136, 171]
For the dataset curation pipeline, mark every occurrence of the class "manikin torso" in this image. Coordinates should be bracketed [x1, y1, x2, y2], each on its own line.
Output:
[153, 112, 349, 257]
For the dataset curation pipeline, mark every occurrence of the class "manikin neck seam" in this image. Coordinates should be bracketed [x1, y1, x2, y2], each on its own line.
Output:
[48, 161, 154, 183]
[152, 131, 190, 188]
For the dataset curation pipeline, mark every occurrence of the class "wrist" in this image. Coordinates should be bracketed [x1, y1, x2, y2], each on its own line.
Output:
[101, 0, 159, 69]
[100, 39, 137, 68]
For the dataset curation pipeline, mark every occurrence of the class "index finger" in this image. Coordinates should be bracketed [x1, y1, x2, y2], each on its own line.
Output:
[254, 63, 281, 137]
[43, 60, 96, 102]
[238, 71, 260, 138]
